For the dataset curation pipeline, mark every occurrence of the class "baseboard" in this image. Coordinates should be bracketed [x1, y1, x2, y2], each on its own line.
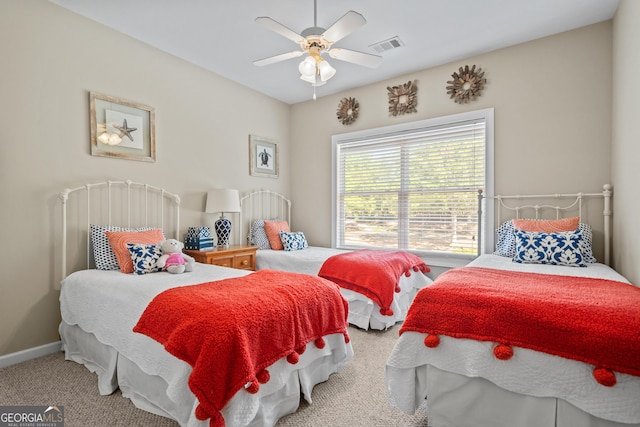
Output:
[0, 341, 62, 369]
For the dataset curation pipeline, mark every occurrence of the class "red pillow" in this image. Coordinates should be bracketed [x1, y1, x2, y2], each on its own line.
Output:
[105, 229, 165, 273]
[512, 217, 579, 232]
[263, 221, 290, 250]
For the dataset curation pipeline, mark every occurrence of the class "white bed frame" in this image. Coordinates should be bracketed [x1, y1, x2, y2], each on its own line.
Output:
[239, 189, 291, 245]
[478, 184, 612, 265]
[59, 179, 180, 278]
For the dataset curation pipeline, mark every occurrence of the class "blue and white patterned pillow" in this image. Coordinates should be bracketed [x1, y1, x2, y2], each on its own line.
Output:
[279, 231, 308, 251]
[494, 220, 596, 263]
[91, 225, 162, 270]
[513, 229, 587, 267]
[576, 223, 596, 263]
[493, 220, 517, 257]
[126, 243, 163, 275]
[249, 219, 271, 249]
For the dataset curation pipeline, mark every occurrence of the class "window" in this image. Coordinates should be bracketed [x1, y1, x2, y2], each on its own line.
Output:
[332, 109, 494, 264]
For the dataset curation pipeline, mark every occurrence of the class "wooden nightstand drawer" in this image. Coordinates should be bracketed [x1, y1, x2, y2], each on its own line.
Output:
[210, 257, 233, 268]
[233, 254, 254, 270]
[184, 245, 258, 271]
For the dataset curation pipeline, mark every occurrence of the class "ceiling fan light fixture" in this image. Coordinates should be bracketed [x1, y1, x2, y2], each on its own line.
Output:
[300, 73, 317, 84]
[298, 56, 316, 77]
[317, 59, 336, 81]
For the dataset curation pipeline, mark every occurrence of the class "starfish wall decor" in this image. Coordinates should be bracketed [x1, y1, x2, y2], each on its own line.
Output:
[114, 118, 137, 141]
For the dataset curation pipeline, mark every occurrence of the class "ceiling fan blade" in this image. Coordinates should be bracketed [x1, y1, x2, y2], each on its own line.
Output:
[255, 17, 304, 44]
[322, 11, 366, 44]
[328, 48, 382, 68]
[253, 50, 305, 66]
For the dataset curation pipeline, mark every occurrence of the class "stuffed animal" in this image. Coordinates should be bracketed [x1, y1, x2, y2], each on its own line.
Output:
[156, 239, 195, 274]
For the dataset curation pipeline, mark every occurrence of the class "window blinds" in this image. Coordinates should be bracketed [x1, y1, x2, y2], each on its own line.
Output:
[335, 119, 485, 255]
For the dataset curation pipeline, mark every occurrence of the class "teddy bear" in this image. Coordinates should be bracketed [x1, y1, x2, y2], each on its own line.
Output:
[156, 239, 195, 274]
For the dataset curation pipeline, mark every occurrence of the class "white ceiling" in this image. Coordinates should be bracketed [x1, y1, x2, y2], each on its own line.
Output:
[51, 0, 619, 105]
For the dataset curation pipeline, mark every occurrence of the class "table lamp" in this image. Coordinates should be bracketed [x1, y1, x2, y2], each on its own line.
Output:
[205, 189, 241, 247]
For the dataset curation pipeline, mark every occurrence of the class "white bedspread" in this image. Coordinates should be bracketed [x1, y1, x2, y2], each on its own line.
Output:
[386, 255, 640, 424]
[256, 246, 433, 330]
[256, 246, 348, 275]
[60, 264, 353, 426]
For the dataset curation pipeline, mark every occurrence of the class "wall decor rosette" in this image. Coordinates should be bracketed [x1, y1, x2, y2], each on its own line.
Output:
[336, 97, 359, 125]
[387, 80, 418, 116]
[446, 64, 486, 104]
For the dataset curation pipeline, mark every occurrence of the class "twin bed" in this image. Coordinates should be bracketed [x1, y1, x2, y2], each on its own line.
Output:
[385, 186, 640, 427]
[58, 181, 353, 427]
[239, 190, 433, 331]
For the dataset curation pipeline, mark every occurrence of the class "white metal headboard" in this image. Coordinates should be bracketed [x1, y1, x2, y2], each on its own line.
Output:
[239, 190, 291, 245]
[478, 184, 612, 265]
[59, 180, 180, 278]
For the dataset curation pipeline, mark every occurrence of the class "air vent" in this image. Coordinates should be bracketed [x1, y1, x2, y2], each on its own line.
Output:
[369, 36, 404, 54]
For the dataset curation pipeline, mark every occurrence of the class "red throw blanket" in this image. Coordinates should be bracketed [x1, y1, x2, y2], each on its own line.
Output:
[318, 249, 429, 316]
[401, 267, 640, 378]
[133, 270, 350, 426]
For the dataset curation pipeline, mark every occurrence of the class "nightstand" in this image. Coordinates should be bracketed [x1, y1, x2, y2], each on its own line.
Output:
[184, 245, 258, 271]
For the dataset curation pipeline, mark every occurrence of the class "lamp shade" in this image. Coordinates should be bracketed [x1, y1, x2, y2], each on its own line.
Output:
[298, 56, 316, 77]
[205, 189, 241, 214]
[300, 73, 317, 84]
[317, 60, 336, 81]
[205, 189, 240, 247]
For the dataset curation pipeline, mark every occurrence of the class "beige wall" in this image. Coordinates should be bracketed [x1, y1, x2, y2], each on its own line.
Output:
[2, 0, 636, 358]
[290, 23, 613, 251]
[612, 0, 640, 285]
[0, 0, 291, 355]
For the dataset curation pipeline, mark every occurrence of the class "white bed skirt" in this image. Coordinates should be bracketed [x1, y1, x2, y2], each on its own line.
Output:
[340, 275, 427, 331]
[389, 364, 640, 427]
[60, 321, 353, 427]
[256, 246, 433, 330]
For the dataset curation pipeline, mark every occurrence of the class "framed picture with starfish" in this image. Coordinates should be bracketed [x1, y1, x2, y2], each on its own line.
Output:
[249, 134, 278, 178]
[90, 92, 156, 162]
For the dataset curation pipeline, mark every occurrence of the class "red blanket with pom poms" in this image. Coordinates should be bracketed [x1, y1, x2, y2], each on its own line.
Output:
[133, 270, 350, 426]
[400, 267, 640, 379]
[318, 249, 429, 316]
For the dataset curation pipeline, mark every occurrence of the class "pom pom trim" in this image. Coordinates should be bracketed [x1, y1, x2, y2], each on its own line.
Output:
[424, 334, 440, 348]
[493, 343, 514, 360]
[593, 367, 617, 387]
[286, 352, 300, 364]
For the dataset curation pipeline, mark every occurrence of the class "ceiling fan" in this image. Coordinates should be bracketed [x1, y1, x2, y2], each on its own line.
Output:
[253, 0, 382, 90]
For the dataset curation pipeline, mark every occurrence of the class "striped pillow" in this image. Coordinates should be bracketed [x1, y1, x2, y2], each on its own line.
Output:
[513, 217, 580, 232]
[263, 220, 290, 251]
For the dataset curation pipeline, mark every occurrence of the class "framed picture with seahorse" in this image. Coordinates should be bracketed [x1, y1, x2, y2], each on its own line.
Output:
[249, 134, 278, 178]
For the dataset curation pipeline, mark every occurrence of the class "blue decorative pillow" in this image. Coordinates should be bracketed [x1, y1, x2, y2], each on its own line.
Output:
[91, 225, 161, 270]
[494, 220, 596, 264]
[250, 219, 271, 249]
[279, 231, 308, 251]
[127, 243, 163, 275]
[513, 229, 587, 267]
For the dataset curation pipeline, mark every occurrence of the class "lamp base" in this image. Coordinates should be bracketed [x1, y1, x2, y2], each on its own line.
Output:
[215, 216, 232, 247]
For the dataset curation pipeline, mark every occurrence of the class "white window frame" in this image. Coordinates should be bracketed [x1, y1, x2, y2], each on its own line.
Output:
[331, 108, 494, 268]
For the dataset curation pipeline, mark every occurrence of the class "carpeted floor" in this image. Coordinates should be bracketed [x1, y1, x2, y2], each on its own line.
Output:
[0, 325, 427, 427]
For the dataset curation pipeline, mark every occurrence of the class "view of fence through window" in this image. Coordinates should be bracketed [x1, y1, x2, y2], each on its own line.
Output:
[335, 117, 486, 255]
